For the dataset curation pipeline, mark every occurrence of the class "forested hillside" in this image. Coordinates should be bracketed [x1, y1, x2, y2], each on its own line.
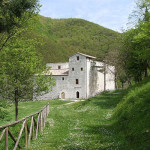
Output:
[27, 15, 120, 63]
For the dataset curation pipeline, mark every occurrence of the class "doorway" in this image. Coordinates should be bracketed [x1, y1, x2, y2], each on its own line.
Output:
[61, 92, 65, 99]
[76, 91, 79, 98]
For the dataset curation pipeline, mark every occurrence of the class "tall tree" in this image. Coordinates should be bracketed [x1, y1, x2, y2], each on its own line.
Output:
[0, 38, 55, 121]
[0, 0, 40, 51]
[121, 0, 150, 82]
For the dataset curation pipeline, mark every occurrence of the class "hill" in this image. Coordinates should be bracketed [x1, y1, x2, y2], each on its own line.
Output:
[113, 78, 150, 149]
[26, 15, 120, 63]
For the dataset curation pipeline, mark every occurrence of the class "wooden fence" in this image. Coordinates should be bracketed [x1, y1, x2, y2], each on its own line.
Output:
[0, 104, 49, 150]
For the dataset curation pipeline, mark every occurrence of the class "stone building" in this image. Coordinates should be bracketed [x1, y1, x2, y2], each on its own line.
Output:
[37, 52, 115, 100]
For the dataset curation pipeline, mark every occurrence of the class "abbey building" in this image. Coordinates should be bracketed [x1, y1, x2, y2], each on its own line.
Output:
[37, 52, 115, 100]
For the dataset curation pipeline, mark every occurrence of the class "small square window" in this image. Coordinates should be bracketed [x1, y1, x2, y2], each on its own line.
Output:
[72, 68, 74, 71]
[81, 68, 83, 71]
[76, 79, 79, 84]
[62, 77, 64, 80]
[58, 66, 61, 69]
[77, 56, 79, 60]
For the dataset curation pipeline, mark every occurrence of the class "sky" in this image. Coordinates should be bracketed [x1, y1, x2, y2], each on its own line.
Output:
[39, 0, 136, 32]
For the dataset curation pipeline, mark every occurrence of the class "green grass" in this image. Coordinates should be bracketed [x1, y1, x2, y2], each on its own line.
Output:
[0, 99, 72, 149]
[0, 99, 72, 127]
[113, 78, 150, 149]
[28, 91, 125, 150]
[1, 78, 150, 150]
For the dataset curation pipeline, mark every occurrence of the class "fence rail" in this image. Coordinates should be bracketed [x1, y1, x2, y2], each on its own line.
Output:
[0, 104, 49, 150]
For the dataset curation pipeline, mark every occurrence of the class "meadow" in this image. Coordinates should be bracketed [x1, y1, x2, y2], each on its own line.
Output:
[1, 78, 150, 149]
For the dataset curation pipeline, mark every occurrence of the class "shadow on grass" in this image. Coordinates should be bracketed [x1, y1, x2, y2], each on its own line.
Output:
[88, 90, 126, 109]
[63, 123, 125, 150]
[83, 123, 125, 150]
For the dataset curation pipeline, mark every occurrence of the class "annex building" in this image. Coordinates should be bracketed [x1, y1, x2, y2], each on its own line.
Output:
[37, 52, 115, 100]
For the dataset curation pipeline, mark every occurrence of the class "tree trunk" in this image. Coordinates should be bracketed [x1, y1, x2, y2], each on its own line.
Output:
[144, 67, 148, 77]
[15, 89, 19, 121]
[121, 82, 124, 89]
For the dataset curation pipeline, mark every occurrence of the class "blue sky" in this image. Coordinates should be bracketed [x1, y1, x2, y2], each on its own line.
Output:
[39, 0, 136, 32]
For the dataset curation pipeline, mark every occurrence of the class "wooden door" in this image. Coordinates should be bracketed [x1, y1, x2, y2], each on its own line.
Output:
[61, 92, 65, 99]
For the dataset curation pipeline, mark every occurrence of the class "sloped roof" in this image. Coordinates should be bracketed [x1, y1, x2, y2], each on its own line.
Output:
[44, 69, 69, 76]
[77, 52, 96, 59]
[69, 52, 96, 59]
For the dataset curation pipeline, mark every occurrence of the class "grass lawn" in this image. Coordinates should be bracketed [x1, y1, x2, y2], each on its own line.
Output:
[27, 91, 125, 150]
[0, 99, 71, 127]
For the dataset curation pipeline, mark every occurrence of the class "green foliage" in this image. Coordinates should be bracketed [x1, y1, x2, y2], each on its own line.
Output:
[0, 38, 55, 101]
[0, 100, 10, 120]
[113, 77, 150, 149]
[26, 16, 121, 63]
[0, 108, 8, 119]
[0, 37, 55, 120]
[0, 0, 40, 33]
[121, 0, 150, 83]
[0, 0, 40, 51]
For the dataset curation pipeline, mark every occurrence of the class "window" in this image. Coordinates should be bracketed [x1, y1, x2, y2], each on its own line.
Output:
[62, 77, 64, 80]
[58, 66, 61, 69]
[77, 56, 79, 60]
[81, 68, 83, 71]
[76, 91, 79, 98]
[76, 79, 79, 84]
[72, 68, 74, 71]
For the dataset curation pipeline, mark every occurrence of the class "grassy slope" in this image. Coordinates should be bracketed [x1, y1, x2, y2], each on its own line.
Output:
[27, 16, 120, 63]
[113, 78, 150, 149]
[28, 78, 150, 150]
[1, 77, 150, 149]
[28, 92, 125, 150]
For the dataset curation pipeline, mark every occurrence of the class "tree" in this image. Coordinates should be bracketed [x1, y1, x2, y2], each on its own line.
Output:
[120, 0, 150, 83]
[0, 38, 55, 121]
[0, 0, 40, 51]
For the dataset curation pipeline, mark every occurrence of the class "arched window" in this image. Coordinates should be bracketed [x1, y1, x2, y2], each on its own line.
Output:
[77, 56, 79, 60]
[81, 68, 83, 71]
[72, 68, 74, 71]
[76, 91, 79, 98]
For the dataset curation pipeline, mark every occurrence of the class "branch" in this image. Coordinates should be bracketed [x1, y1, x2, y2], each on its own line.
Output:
[0, 32, 14, 51]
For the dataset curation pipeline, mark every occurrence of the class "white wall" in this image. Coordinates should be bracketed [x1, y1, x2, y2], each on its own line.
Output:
[36, 54, 115, 100]
[46, 62, 69, 70]
[106, 65, 115, 91]
[68, 53, 87, 99]
[36, 75, 69, 100]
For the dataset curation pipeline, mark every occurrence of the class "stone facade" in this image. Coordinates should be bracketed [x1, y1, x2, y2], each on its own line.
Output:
[37, 52, 115, 100]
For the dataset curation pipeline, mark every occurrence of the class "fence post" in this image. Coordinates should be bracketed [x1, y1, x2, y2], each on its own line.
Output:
[41, 112, 43, 132]
[25, 120, 28, 148]
[36, 113, 40, 139]
[32, 117, 34, 139]
[5, 127, 8, 150]
[28, 116, 33, 147]
[0, 104, 49, 150]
